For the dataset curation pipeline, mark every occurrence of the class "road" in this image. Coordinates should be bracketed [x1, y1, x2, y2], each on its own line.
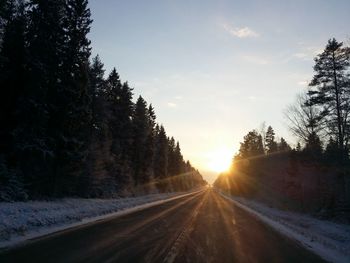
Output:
[0, 189, 325, 263]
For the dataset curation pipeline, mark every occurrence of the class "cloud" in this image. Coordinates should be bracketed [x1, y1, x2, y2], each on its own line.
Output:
[241, 55, 269, 65]
[167, 102, 177, 108]
[293, 46, 323, 61]
[222, 23, 260, 38]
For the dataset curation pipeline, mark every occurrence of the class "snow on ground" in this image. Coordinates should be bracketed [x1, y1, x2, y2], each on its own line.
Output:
[219, 191, 350, 263]
[0, 190, 202, 249]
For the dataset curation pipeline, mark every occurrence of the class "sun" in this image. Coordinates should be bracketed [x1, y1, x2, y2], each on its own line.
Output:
[207, 147, 233, 173]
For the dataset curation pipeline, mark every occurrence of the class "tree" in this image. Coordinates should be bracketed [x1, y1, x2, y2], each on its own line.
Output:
[144, 104, 157, 184]
[106, 69, 133, 189]
[0, 0, 27, 200]
[259, 121, 267, 153]
[154, 125, 168, 190]
[89, 55, 106, 133]
[265, 126, 278, 154]
[15, 0, 68, 197]
[174, 141, 184, 176]
[308, 38, 350, 159]
[106, 68, 123, 154]
[0, 0, 27, 159]
[131, 96, 153, 185]
[0, 0, 14, 48]
[303, 132, 323, 160]
[324, 137, 339, 163]
[284, 93, 326, 144]
[0, 0, 206, 199]
[278, 137, 291, 152]
[47, 0, 93, 196]
[237, 130, 264, 159]
[167, 137, 176, 176]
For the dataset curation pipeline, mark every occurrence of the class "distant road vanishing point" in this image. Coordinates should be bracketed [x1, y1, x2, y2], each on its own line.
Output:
[0, 189, 325, 263]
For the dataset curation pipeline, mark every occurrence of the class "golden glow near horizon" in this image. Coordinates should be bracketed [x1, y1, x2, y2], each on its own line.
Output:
[207, 147, 233, 173]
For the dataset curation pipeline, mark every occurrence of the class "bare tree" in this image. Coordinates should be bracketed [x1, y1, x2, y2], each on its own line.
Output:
[284, 92, 326, 144]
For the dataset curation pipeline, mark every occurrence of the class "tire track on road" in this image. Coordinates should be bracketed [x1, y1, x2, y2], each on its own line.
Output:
[162, 191, 209, 263]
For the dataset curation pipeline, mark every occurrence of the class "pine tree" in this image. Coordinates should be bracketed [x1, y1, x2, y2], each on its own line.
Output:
[308, 38, 350, 160]
[265, 126, 278, 154]
[238, 130, 264, 159]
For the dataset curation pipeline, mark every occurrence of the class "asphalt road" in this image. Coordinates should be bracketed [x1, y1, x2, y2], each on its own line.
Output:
[0, 189, 325, 263]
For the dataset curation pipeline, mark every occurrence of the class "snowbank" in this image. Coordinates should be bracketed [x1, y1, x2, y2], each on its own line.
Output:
[0, 190, 202, 249]
[219, 191, 350, 263]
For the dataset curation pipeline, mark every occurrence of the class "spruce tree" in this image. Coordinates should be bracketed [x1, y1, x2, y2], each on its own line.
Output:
[154, 125, 168, 191]
[0, 0, 27, 159]
[132, 96, 152, 185]
[144, 104, 156, 184]
[167, 137, 176, 176]
[19, 0, 67, 197]
[106, 69, 133, 189]
[278, 137, 291, 152]
[89, 55, 106, 134]
[0, 0, 27, 200]
[303, 132, 323, 160]
[44, 0, 93, 196]
[324, 137, 339, 163]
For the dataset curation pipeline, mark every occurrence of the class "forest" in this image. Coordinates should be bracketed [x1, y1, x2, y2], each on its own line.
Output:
[0, 0, 206, 201]
[215, 38, 350, 220]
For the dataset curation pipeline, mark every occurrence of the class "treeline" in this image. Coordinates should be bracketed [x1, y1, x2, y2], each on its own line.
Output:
[0, 0, 205, 201]
[215, 38, 350, 218]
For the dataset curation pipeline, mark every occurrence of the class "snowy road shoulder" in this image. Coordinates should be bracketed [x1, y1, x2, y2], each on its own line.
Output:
[0, 189, 204, 250]
[219, 191, 350, 263]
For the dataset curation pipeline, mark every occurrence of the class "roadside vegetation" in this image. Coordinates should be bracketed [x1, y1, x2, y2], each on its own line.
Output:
[0, 0, 205, 201]
[215, 38, 350, 221]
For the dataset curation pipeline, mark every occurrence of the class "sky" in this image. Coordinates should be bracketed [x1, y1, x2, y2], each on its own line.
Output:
[88, 0, 350, 183]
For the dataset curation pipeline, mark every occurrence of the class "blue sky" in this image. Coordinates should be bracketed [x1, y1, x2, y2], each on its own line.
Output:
[88, 0, 350, 183]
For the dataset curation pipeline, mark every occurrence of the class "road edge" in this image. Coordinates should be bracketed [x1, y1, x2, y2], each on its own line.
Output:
[217, 190, 347, 263]
[0, 188, 206, 251]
